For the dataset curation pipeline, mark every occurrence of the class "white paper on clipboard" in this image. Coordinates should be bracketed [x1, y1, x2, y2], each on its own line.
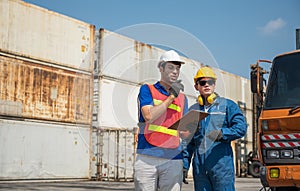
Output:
[169, 110, 209, 131]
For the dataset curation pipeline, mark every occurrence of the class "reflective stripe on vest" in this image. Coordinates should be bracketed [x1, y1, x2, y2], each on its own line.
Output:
[153, 99, 181, 112]
[148, 124, 178, 136]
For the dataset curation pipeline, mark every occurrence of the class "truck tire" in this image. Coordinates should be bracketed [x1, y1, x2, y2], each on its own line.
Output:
[248, 161, 262, 178]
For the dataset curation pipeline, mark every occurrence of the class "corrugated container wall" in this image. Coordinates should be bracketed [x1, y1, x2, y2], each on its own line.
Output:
[0, 0, 95, 72]
[94, 28, 252, 130]
[0, 55, 92, 124]
[0, 0, 94, 180]
[0, 120, 91, 179]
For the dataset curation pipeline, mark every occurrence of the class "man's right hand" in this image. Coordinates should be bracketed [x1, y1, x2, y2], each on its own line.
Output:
[179, 130, 191, 139]
[169, 80, 184, 97]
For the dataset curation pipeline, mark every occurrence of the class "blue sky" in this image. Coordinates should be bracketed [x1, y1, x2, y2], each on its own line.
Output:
[24, 0, 300, 79]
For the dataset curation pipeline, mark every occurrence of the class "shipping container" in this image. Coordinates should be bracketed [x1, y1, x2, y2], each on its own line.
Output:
[98, 29, 201, 91]
[94, 28, 252, 129]
[0, 119, 91, 180]
[0, 53, 93, 124]
[0, 0, 95, 72]
[0, 0, 94, 180]
[91, 128, 136, 181]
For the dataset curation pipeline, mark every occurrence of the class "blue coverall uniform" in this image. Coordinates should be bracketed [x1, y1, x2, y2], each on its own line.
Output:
[183, 96, 247, 191]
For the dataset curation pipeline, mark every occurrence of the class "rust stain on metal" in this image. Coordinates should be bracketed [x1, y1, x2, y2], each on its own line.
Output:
[134, 41, 152, 52]
[0, 55, 92, 124]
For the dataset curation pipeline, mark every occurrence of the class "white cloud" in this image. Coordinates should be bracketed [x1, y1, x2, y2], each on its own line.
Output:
[259, 18, 286, 35]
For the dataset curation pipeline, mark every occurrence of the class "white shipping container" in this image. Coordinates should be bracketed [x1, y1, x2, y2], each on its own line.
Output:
[90, 128, 98, 178]
[0, 119, 91, 180]
[99, 29, 140, 83]
[0, 0, 95, 72]
[93, 128, 136, 181]
[98, 29, 202, 95]
[95, 28, 253, 145]
[97, 29, 252, 106]
[95, 78, 139, 129]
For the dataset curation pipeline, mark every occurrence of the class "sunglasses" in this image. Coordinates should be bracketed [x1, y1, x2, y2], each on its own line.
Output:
[198, 79, 215, 86]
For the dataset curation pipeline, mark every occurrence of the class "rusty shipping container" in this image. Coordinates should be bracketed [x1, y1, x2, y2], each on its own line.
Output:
[0, 0, 94, 180]
[0, 54, 93, 124]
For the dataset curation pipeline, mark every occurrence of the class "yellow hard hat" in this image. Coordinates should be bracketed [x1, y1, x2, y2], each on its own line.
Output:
[194, 66, 217, 83]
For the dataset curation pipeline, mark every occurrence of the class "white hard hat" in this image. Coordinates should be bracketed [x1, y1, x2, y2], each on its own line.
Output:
[158, 50, 185, 67]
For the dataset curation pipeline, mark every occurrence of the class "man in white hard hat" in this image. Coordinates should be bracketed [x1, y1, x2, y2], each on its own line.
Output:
[134, 50, 189, 191]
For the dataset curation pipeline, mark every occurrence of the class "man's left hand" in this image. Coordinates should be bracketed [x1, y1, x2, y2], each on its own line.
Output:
[183, 169, 188, 184]
[207, 130, 222, 141]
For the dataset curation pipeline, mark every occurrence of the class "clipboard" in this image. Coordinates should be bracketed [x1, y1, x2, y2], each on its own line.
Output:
[169, 110, 209, 131]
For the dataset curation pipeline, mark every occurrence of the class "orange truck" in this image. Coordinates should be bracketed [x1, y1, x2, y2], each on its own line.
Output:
[250, 49, 300, 191]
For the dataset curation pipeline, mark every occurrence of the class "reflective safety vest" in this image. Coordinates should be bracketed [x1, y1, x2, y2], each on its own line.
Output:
[144, 84, 185, 148]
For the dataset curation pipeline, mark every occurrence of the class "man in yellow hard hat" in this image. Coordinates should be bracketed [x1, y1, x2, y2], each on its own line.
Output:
[182, 66, 247, 191]
[134, 50, 189, 191]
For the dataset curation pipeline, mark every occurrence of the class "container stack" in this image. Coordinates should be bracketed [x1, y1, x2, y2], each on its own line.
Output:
[0, 0, 95, 180]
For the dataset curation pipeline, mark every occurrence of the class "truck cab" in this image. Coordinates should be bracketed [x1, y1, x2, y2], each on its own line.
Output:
[251, 50, 300, 191]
